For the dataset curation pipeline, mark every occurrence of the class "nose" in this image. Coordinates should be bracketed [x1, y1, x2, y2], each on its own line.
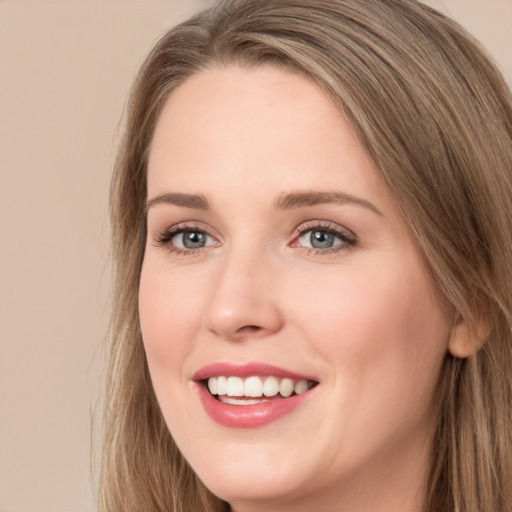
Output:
[202, 247, 283, 341]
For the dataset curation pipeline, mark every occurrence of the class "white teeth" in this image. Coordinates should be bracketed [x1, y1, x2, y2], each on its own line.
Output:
[279, 378, 294, 398]
[216, 376, 227, 395]
[207, 377, 217, 395]
[226, 376, 244, 397]
[262, 376, 279, 397]
[244, 376, 263, 397]
[219, 397, 269, 405]
[206, 375, 314, 400]
[294, 379, 308, 395]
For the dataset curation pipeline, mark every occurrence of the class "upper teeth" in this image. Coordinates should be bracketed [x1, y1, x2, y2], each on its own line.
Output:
[207, 376, 311, 398]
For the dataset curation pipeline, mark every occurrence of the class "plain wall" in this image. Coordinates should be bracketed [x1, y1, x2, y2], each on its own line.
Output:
[0, 1, 510, 511]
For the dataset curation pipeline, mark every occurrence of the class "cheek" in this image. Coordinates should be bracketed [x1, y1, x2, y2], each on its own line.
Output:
[138, 259, 209, 444]
[138, 259, 202, 379]
[289, 254, 451, 417]
[296, 258, 448, 347]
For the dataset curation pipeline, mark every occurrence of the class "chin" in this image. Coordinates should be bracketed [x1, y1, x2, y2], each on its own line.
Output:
[182, 438, 317, 505]
[200, 469, 307, 508]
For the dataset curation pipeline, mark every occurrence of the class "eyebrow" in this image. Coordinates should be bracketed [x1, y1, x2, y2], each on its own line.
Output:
[145, 192, 210, 214]
[274, 190, 383, 216]
[145, 190, 383, 217]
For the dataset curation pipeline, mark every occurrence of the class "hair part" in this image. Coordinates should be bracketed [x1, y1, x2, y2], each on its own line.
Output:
[101, 1, 512, 510]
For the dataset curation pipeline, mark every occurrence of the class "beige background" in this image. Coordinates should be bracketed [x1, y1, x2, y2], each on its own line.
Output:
[0, 1, 510, 511]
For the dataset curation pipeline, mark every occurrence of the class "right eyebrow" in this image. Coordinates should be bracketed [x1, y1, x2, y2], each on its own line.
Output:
[145, 192, 210, 214]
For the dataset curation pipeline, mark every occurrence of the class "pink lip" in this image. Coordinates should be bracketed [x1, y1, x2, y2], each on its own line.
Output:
[193, 362, 318, 428]
[194, 362, 315, 381]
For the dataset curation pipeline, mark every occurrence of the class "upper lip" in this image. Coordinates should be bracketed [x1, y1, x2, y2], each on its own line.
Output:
[193, 362, 318, 382]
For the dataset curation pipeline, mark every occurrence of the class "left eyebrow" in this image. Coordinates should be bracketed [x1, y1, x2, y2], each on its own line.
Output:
[274, 190, 384, 217]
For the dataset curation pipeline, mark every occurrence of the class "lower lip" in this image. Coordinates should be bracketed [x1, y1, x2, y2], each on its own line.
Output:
[197, 383, 314, 428]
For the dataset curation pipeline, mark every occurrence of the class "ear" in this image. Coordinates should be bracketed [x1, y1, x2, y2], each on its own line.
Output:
[448, 312, 489, 359]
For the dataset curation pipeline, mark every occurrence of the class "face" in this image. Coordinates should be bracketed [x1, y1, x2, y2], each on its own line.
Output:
[140, 66, 456, 512]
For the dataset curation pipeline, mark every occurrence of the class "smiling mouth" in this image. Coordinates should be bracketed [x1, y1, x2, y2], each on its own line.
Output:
[205, 375, 318, 405]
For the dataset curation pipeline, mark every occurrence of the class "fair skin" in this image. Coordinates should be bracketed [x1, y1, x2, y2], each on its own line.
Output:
[139, 65, 464, 512]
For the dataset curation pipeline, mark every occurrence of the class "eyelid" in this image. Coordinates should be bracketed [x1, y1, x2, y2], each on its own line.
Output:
[290, 220, 357, 253]
[153, 221, 221, 253]
[292, 220, 355, 238]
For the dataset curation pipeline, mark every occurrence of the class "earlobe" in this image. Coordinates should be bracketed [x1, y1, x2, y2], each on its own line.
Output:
[447, 312, 489, 359]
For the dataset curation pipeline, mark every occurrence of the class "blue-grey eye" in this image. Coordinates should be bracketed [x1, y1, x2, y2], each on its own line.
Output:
[172, 230, 213, 249]
[298, 229, 343, 250]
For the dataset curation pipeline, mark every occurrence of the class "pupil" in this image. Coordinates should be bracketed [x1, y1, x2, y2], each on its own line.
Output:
[311, 231, 334, 249]
[183, 231, 206, 248]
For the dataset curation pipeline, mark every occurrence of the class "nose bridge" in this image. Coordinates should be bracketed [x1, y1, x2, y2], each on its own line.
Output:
[203, 240, 282, 340]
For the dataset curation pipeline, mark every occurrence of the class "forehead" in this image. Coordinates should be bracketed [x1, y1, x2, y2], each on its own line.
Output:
[147, 65, 391, 215]
[148, 65, 349, 172]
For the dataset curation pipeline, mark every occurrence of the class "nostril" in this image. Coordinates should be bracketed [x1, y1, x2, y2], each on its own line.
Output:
[237, 325, 262, 333]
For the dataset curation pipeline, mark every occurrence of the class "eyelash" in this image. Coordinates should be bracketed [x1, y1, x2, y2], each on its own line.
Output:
[291, 221, 357, 255]
[154, 222, 213, 256]
[154, 221, 357, 256]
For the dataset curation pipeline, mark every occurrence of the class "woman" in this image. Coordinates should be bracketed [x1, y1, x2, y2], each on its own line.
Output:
[100, 0, 512, 511]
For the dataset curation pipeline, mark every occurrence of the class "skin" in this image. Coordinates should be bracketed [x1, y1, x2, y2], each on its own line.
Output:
[139, 66, 465, 512]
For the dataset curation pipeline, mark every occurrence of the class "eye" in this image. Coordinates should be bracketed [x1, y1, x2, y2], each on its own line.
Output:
[172, 230, 214, 249]
[292, 222, 356, 253]
[154, 223, 219, 254]
[299, 230, 341, 250]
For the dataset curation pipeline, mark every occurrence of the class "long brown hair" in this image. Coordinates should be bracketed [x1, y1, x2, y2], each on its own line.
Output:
[100, 1, 512, 510]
